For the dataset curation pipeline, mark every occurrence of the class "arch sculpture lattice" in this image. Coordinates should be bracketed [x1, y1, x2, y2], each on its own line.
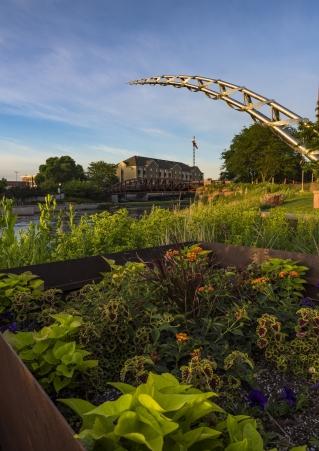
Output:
[130, 75, 319, 161]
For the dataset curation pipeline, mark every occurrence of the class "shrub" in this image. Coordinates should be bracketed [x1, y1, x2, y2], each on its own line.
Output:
[60, 372, 266, 451]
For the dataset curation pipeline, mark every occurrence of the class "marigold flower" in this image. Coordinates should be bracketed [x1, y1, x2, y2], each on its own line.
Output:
[289, 271, 299, 278]
[165, 249, 179, 260]
[176, 332, 189, 343]
[186, 252, 197, 262]
[279, 271, 288, 278]
[251, 277, 269, 285]
[196, 285, 214, 294]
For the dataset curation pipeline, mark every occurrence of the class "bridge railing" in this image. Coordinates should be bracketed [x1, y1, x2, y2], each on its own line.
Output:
[110, 177, 203, 193]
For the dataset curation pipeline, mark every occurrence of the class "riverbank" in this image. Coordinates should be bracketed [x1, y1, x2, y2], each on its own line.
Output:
[10, 198, 191, 216]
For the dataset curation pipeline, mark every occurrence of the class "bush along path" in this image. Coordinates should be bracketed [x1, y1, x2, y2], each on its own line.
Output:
[1, 244, 319, 450]
[1, 187, 319, 270]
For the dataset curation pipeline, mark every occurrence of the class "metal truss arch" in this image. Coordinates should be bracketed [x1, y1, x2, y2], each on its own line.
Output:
[130, 75, 319, 161]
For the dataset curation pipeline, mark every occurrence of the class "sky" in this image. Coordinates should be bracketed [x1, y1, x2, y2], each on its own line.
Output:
[0, 0, 319, 180]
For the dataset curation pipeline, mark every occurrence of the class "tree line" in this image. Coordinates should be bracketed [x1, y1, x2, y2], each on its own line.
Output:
[220, 120, 319, 183]
[0, 158, 118, 201]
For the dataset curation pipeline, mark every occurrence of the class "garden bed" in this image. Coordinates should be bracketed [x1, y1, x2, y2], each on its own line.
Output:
[1, 242, 319, 451]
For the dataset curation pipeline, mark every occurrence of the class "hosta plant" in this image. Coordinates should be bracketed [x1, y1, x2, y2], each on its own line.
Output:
[60, 372, 266, 451]
[4, 312, 98, 392]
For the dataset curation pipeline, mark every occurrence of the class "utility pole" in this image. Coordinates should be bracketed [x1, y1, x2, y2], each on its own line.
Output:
[192, 136, 198, 167]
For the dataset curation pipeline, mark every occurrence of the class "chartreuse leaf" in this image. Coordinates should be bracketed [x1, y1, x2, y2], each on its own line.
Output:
[178, 426, 221, 447]
[114, 411, 163, 451]
[108, 381, 135, 394]
[136, 406, 178, 437]
[242, 422, 263, 451]
[85, 394, 133, 418]
[53, 341, 76, 359]
[138, 394, 166, 413]
[225, 439, 248, 451]
[290, 447, 307, 451]
[3, 330, 34, 350]
[59, 398, 97, 430]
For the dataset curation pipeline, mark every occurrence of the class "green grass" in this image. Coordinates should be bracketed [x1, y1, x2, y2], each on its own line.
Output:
[275, 193, 316, 214]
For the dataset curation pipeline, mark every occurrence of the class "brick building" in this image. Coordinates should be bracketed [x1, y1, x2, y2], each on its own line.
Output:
[117, 156, 203, 183]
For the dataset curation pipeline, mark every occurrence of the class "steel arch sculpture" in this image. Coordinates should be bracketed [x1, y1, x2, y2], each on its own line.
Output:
[130, 75, 319, 161]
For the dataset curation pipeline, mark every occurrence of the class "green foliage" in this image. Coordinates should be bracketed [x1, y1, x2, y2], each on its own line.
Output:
[4, 313, 98, 392]
[63, 179, 102, 201]
[87, 160, 118, 189]
[221, 124, 302, 182]
[35, 155, 85, 189]
[0, 271, 43, 314]
[148, 245, 214, 317]
[60, 372, 265, 451]
[0, 178, 7, 194]
[1, 188, 319, 271]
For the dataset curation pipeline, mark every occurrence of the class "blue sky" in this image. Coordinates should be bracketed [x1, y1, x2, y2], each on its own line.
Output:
[0, 0, 319, 180]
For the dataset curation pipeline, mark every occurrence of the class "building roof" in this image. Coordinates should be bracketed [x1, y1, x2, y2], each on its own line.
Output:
[122, 155, 202, 173]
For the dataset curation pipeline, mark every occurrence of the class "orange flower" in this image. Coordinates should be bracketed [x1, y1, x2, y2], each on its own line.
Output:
[251, 277, 269, 285]
[176, 332, 189, 343]
[165, 249, 180, 259]
[186, 252, 197, 262]
[196, 285, 214, 294]
[289, 271, 299, 278]
[279, 271, 288, 278]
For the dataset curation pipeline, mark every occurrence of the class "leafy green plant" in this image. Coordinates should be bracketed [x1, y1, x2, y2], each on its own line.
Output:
[0, 271, 44, 314]
[4, 312, 98, 392]
[60, 372, 265, 451]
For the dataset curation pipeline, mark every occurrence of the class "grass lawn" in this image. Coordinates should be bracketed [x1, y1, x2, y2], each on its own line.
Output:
[276, 192, 317, 214]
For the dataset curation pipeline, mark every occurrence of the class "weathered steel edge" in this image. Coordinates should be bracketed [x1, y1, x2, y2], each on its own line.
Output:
[0, 334, 84, 451]
[2, 241, 319, 290]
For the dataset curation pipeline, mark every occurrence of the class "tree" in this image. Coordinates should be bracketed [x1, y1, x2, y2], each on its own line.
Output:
[221, 124, 302, 182]
[87, 161, 118, 189]
[35, 156, 85, 189]
[297, 120, 319, 181]
[0, 178, 7, 194]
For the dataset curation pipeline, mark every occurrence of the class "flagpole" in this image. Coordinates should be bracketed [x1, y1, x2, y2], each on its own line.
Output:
[192, 136, 198, 167]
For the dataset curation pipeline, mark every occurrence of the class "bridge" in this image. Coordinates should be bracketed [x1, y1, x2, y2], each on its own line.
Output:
[130, 75, 319, 162]
[110, 177, 203, 194]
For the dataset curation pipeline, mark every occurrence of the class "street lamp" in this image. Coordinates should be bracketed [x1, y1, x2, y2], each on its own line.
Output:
[57, 183, 62, 200]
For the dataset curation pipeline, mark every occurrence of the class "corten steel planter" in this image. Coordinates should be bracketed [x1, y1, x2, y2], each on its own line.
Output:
[1, 242, 319, 451]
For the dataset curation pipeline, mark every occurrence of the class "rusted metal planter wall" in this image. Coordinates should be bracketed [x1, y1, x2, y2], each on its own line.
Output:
[0, 242, 319, 451]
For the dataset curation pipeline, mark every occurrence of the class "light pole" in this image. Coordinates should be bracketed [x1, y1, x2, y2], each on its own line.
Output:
[58, 183, 62, 201]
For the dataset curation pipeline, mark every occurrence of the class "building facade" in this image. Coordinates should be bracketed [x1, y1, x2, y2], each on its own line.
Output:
[117, 156, 203, 183]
